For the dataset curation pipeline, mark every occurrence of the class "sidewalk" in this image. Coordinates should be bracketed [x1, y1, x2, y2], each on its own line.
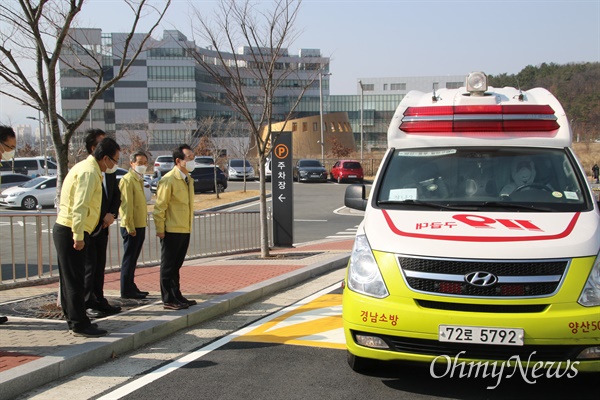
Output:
[0, 239, 353, 400]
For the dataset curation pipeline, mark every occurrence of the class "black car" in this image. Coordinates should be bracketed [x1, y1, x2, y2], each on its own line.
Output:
[293, 159, 328, 183]
[190, 166, 228, 193]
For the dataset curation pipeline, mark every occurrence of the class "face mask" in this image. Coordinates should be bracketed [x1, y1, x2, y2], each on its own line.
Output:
[185, 160, 195, 172]
[134, 165, 147, 175]
[1, 149, 15, 161]
[105, 159, 118, 174]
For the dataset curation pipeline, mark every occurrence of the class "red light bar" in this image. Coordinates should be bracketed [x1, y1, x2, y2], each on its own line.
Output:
[400, 105, 559, 134]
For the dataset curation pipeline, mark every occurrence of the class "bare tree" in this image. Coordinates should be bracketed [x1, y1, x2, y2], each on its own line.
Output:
[227, 134, 255, 193]
[188, 0, 322, 257]
[0, 0, 170, 195]
[194, 116, 235, 198]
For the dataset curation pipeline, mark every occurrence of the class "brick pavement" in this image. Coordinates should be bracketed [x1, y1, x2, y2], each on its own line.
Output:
[0, 239, 353, 400]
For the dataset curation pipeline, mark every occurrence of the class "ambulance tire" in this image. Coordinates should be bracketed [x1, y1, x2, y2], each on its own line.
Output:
[346, 351, 374, 373]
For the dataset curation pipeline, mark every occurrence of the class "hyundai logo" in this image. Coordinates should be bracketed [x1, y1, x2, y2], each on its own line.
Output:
[464, 271, 498, 287]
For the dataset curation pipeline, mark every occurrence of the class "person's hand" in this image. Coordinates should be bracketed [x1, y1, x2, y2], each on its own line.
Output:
[156, 232, 165, 239]
[73, 240, 85, 250]
[103, 213, 115, 226]
[129, 230, 137, 237]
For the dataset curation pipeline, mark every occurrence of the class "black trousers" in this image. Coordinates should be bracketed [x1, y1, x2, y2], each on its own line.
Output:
[53, 223, 91, 331]
[84, 228, 109, 309]
[120, 227, 146, 296]
[160, 232, 190, 304]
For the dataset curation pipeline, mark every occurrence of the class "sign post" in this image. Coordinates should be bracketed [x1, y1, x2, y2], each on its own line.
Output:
[272, 132, 293, 247]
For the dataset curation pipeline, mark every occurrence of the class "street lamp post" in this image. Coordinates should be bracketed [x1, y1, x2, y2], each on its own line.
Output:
[358, 80, 364, 162]
[319, 72, 331, 164]
[26, 110, 48, 175]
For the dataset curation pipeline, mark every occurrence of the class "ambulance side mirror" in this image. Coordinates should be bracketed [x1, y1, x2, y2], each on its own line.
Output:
[345, 184, 367, 211]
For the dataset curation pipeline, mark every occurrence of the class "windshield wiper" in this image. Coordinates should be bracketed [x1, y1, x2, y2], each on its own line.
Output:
[378, 199, 467, 210]
[480, 201, 554, 212]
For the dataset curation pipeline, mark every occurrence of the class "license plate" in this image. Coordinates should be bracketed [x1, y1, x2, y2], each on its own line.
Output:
[348, 175, 357, 178]
[439, 325, 524, 346]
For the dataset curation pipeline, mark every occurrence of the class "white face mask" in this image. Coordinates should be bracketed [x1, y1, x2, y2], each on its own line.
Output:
[185, 160, 195, 172]
[1, 149, 15, 161]
[104, 159, 118, 174]
[134, 165, 147, 175]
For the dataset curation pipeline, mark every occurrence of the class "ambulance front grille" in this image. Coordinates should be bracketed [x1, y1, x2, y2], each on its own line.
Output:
[398, 256, 569, 298]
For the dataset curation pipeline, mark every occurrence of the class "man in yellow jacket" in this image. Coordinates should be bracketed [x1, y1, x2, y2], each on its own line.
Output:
[54, 137, 121, 337]
[0, 125, 17, 325]
[153, 144, 197, 310]
[119, 151, 150, 299]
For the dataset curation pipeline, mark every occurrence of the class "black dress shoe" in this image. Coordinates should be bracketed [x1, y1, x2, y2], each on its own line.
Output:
[97, 304, 122, 314]
[72, 325, 108, 338]
[163, 302, 189, 310]
[136, 290, 150, 296]
[86, 308, 107, 318]
[179, 298, 197, 306]
[121, 292, 147, 299]
[0, 316, 7, 324]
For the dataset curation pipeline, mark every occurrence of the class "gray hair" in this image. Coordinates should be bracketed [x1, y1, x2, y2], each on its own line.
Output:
[130, 151, 148, 163]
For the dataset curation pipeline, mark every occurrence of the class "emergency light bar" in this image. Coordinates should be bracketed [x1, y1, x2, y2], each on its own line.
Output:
[400, 105, 560, 134]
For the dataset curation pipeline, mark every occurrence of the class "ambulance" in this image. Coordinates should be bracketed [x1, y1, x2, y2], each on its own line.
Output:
[342, 72, 600, 373]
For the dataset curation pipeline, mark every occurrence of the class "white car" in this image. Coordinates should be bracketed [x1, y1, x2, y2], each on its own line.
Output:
[0, 176, 57, 210]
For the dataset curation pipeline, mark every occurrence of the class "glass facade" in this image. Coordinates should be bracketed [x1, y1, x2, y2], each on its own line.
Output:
[148, 66, 195, 80]
[148, 87, 196, 103]
[295, 94, 404, 149]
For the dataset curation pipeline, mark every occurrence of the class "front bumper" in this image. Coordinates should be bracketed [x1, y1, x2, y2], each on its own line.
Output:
[343, 254, 600, 372]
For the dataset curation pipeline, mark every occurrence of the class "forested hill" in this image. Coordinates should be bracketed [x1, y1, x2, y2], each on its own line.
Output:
[488, 62, 599, 142]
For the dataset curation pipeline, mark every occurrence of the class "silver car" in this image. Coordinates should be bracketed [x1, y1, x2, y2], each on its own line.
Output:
[0, 176, 57, 210]
[153, 155, 174, 175]
[0, 173, 32, 191]
[227, 159, 255, 181]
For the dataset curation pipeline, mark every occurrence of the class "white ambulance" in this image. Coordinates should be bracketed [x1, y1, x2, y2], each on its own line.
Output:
[342, 72, 600, 373]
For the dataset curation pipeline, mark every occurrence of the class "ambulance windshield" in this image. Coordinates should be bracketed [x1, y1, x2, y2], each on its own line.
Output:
[376, 147, 589, 212]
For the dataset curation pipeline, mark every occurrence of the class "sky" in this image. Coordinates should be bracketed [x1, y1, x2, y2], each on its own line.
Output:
[1, 0, 599, 128]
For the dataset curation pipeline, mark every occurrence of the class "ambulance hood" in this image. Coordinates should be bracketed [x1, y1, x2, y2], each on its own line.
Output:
[362, 208, 600, 259]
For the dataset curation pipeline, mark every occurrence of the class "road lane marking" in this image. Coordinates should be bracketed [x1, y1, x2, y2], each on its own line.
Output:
[98, 282, 342, 400]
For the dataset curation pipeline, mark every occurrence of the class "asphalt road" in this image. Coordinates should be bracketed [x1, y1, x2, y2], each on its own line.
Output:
[16, 268, 596, 400]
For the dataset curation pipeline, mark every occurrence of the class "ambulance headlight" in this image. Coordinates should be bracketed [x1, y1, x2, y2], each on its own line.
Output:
[466, 71, 488, 94]
[578, 251, 600, 307]
[347, 235, 389, 298]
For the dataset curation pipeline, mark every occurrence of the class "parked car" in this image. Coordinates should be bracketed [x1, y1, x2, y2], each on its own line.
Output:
[151, 166, 227, 194]
[153, 155, 174, 175]
[115, 168, 152, 203]
[0, 157, 57, 177]
[0, 175, 57, 210]
[190, 165, 228, 193]
[0, 173, 32, 192]
[265, 158, 272, 182]
[330, 160, 364, 183]
[194, 156, 214, 165]
[293, 159, 328, 183]
[227, 159, 255, 181]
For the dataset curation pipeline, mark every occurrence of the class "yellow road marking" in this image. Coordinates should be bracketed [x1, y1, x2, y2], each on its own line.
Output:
[235, 294, 345, 349]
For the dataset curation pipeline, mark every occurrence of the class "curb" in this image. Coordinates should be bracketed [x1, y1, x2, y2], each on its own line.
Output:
[0, 253, 349, 400]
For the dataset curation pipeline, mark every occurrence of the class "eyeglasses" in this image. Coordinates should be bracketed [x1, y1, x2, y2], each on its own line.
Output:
[109, 156, 119, 164]
[1, 142, 16, 151]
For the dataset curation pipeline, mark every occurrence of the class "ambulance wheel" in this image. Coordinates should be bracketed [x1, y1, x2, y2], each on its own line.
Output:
[347, 351, 373, 373]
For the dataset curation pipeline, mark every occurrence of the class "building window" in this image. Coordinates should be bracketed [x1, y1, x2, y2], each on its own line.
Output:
[148, 66, 195, 81]
[302, 122, 308, 132]
[313, 122, 318, 131]
[148, 87, 196, 102]
[446, 81, 462, 89]
[292, 122, 298, 131]
[362, 84, 374, 91]
[390, 83, 406, 91]
[383, 84, 388, 91]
